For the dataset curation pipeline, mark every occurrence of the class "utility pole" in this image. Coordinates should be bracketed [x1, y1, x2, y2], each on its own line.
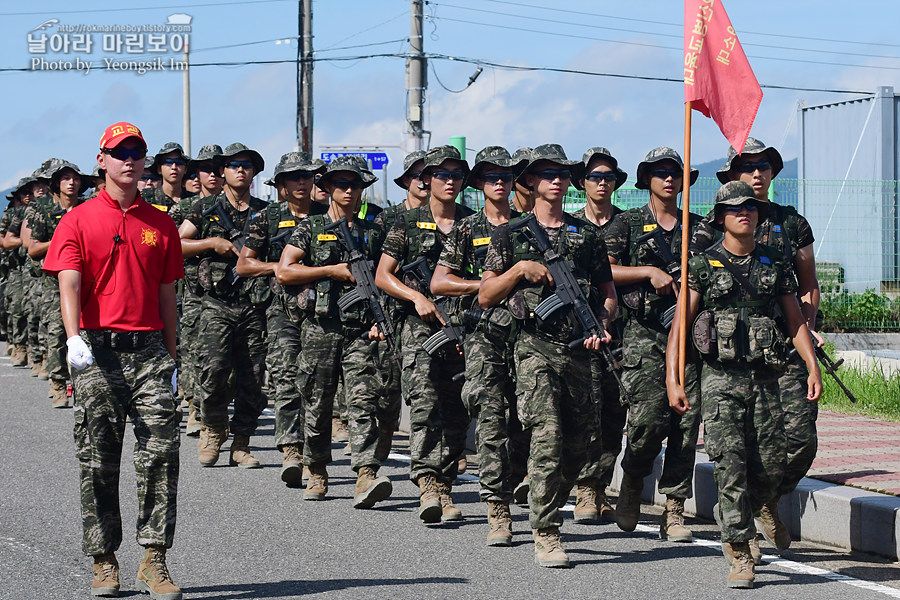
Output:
[297, 0, 314, 154]
[182, 43, 191, 156]
[406, 0, 426, 151]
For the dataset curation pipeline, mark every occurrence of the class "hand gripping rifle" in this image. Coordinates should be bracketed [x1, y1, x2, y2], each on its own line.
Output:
[511, 213, 629, 398]
[788, 334, 858, 403]
[632, 226, 681, 329]
[324, 217, 398, 356]
[202, 200, 246, 287]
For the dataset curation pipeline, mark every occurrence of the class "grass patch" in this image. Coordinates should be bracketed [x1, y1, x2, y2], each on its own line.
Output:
[818, 348, 900, 422]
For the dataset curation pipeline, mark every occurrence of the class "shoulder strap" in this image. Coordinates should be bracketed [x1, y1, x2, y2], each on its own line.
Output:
[706, 241, 760, 301]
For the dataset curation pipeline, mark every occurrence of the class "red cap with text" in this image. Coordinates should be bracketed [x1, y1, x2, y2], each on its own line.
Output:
[99, 122, 146, 151]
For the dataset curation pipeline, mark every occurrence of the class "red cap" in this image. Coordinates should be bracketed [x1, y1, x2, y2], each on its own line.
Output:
[99, 121, 146, 151]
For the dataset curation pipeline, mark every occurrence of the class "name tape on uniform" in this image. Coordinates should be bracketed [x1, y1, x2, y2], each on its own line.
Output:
[417, 221, 437, 230]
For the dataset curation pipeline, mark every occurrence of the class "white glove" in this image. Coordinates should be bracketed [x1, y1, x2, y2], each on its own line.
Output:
[171, 368, 178, 395]
[66, 335, 94, 371]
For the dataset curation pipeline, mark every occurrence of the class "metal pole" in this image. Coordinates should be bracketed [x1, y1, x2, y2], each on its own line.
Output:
[298, 0, 314, 154]
[407, 0, 426, 151]
[182, 43, 191, 156]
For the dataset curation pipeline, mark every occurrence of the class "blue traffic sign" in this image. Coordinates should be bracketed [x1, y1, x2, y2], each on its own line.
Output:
[320, 151, 390, 170]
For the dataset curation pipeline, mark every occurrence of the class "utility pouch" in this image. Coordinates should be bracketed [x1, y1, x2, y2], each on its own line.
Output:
[692, 309, 717, 356]
[314, 278, 334, 316]
[747, 315, 786, 369]
[714, 310, 739, 362]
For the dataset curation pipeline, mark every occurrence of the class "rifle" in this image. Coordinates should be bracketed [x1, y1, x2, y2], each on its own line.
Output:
[788, 335, 858, 403]
[511, 213, 628, 399]
[401, 256, 465, 378]
[325, 217, 399, 356]
[203, 199, 246, 287]
[632, 226, 681, 329]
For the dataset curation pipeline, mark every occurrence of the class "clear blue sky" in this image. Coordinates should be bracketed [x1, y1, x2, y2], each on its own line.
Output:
[1, 0, 899, 202]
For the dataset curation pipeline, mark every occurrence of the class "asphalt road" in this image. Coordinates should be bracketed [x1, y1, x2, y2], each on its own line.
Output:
[2, 353, 898, 600]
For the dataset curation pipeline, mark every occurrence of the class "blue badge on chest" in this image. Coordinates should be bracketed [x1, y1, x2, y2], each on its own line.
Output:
[759, 256, 771, 264]
[773, 225, 782, 232]
[567, 225, 578, 232]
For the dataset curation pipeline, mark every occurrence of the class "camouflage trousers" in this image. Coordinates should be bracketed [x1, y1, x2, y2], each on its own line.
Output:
[777, 354, 818, 495]
[41, 276, 68, 382]
[348, 338, 401, 471]
[703, 361, 786, 543]
[0, 277, 7, 339]
[73, 330, 179, 556]
[267, 300, 304, 449]
[513, 328, 593, 529]
[197, 294, 267, 437]
[25, 273, 43, 361]
[177, 288, 203, 406]
[579, 350, 628, 489]
[297, 315, 389, 471]
[461, 329, 517, 502]
[620, 320, 701, 498]
[6, 268, 27, 345]
[401, 314, 468, 484]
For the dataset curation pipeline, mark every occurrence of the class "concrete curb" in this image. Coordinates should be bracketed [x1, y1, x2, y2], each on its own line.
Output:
[607, 445, 900, 559]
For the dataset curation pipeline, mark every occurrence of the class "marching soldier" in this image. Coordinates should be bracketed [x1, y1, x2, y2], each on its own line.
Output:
[1, 177, 34, 366]
[142, 142, 190, 213]
[605, 147, 702, 542]
[667, 181, 821, 588]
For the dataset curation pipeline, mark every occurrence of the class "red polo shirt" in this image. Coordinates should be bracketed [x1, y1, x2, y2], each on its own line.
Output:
[43, 189, 184, 331]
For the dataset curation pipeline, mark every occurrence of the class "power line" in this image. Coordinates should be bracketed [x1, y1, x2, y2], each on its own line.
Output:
[428, 15, 900, 72]
[0, 0, 288, 16]
[429, 2, 900, 61]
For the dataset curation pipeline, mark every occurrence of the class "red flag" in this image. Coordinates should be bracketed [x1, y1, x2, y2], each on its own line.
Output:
[684, 0, 762, 153]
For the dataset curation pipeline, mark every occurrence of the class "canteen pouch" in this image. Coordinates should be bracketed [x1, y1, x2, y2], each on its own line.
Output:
[692, 309, 716, 356]
[714, 309, 739, 362]
[314, 279, 334, 317]
[747, 315, 786, 369]
[197, 257, 213, 292]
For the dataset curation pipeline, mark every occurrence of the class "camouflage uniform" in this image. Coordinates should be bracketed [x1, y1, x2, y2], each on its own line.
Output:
[381, 201, 473, 483]
[482, 212, 612, 529]
[186, 191, 269, 437]
[24, 195, 51, 364]
[691, 202, 817, 497]
[688, 240, 795, 542]
[1, 204, 28, 348]
[73, 331, 179, 555]
[288, 211, 393, 471]
[572, 204, 627, 491]
[169, 196, 204, 407]
[141, 186, 179, 213]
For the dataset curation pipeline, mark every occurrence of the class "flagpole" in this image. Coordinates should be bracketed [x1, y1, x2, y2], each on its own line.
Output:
[678, 100, 692, 385]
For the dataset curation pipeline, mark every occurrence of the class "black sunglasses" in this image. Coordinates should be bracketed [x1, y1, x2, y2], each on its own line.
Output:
[161, 158, 186, 167]
[650, 168, 683, 179]
[431, 170, 466, 182]
[735, 161, 771, 174]
[481, 172, 515, 184]
[584, 172, 618, 183]
[101, 147, 147, 161]
[282, 171, 318, 182]
[224, 160, 255, 170]
[533, 169, 571, 181]
[330, 179, 364, 190]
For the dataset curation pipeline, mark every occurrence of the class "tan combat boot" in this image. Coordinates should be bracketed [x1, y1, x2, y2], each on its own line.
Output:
[533, 527, 570, 568]
[756, 500, 791, 551]
[184, 402, 201, 437]
[437, 480, 462, 522]
[513, 476, 530, 505]
[303, 464, 328, 501]
[135, 546, 182, 600]
[50, 379, 70, 409]
[353, 465, 393, 509]
[573, 478, 599, 523]
[38, 359, 49, 380]
[331, 417, 350, 443]
[457, 455, 468, 476]
[91, 552, 119, 597]
[596, 485, 614, 522]
[280, 444, 303, 487]
[11, 344, 28, 367]
[417, 473, 442, 524]
[722, 541, 755, 589]
[197, 424, 228, 467]
[748, 536, 762, 565]
[230, 435, 261, 468]
[374, 421, 394, 462]
[29, 358, 42, 377]
[615, 472, 643, 532]
[486, 500, 513, 547]
[660, 496, 693, 542]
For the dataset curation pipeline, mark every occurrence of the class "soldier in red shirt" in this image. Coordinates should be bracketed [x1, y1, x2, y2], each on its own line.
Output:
[43, 122, 185, 600]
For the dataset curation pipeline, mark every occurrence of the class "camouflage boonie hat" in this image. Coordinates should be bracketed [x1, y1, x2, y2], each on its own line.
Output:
[315, 155, 377, 190]
[516, 143, 583, 190]
[714, 180, 769, 221]
[393, 150, 427, 190]
[265, 151, 325, 186]
[215, 142, 265, 173]
[421, 145, 470, 177]
[573, 146, 628, 191]
[34, 158, 56, 181]
[143, 155, 156, 172]
[151, 142, 189, 171]
[6, 176, 36, 200]
[44, 158, 88, 181]
[716, 137, 784, 184]
[466, 146, 529, 188]
[192, 144, 224, 163]
[635, 146, 698, 190]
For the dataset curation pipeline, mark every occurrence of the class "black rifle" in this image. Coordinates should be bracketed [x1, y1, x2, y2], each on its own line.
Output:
[632, 226, 681, 329]
[325, 217, 399, 356]
[202, 199, 246, 287]
[511, 213, 628, 398]
[788, 336, 858, 403]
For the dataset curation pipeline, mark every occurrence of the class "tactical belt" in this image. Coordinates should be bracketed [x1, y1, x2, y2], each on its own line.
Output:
[84, 329, 160, 352]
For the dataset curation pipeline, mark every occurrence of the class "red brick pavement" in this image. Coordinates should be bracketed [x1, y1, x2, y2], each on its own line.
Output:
[696, 410, 900, 495]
